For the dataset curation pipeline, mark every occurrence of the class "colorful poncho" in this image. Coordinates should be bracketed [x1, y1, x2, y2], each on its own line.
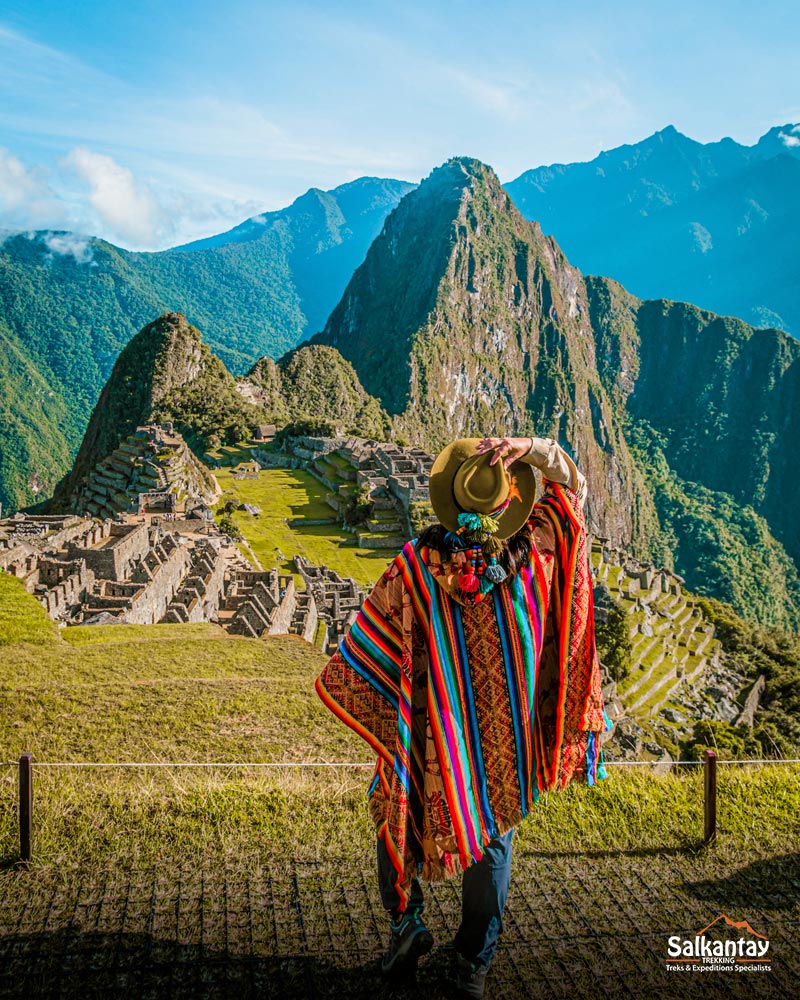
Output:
[316, 483, 608, 909]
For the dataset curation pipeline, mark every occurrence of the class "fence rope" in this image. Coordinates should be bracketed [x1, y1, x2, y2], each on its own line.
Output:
[4, 758, 800, 769]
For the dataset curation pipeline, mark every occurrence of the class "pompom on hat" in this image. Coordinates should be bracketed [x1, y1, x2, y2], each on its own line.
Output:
[428, 438, 536, 542]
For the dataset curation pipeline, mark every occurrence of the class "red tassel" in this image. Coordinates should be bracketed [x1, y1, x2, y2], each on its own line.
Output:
[459, 571, 480, 593]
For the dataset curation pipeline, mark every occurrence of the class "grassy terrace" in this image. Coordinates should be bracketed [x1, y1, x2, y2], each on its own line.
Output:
[1, 578, 799, 996]
[2, 578, 799, 867]
[215, 466, 391, 587]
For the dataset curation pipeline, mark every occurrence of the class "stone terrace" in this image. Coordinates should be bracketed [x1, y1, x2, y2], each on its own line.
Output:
[265, 435, 437, 549]
[293, 555, 365, 654]
[591, 539, 756, 757]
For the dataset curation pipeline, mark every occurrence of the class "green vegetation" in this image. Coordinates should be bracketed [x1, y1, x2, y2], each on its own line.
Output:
[594, 597, 632, 682]
[0, 573, 798, 872]
[627, 420, 800, 632]
[214, 466, 390, 587]
[273, 418, 338, 447]
[259, 345, 392, 440]
[0, 180, 412, 513]
[0, 572, 59, 646]
[217, 512, 243, 540]
[682, 719, 775, 762]
[697, 597, 800, 753]
[343, 483, 374, 527]
[0, 320, 79, 512]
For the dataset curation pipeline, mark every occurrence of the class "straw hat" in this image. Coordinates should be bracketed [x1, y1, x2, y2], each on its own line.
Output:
[428, 438, 536, 541]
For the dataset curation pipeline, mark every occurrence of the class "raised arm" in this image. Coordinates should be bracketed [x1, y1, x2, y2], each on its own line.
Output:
[475, 436, 587, 508]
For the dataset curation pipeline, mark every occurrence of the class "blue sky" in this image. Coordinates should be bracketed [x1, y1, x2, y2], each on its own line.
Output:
[1, 0, 798, 249]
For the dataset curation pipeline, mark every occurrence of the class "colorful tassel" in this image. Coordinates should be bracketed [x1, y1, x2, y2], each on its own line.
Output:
[479, 575, 495, 594]
[443, 530, 466, 550]
[483, 536, 503, 557]
[459, 571, 480, 593]
[484, 559, 507, 584]
[457, 512, 484, 532]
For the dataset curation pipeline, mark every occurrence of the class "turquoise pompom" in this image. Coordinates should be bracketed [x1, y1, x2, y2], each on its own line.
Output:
[484, 562, 507, 584]
[457, 512, 483, 532]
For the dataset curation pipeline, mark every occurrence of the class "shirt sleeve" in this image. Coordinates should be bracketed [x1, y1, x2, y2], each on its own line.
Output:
[522, 437, 587, 509]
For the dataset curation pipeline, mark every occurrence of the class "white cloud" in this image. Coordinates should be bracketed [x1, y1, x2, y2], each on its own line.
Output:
[0, 142, 269, 250]
[60, 147, 165, 247]
[779, 128, 800, 147]
[42, 232, 94, 264]
[444, 68, 522, 119]
[0, 147, 62, 226]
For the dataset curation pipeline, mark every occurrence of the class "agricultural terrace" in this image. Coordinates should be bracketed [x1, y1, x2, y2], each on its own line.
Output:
[214, 465, 391, 588]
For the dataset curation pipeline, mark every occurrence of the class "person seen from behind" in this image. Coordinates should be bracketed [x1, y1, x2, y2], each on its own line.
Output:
[316, 435, 610, 998]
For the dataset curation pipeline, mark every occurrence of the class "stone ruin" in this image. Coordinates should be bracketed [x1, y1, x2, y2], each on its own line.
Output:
[0, 513, 232, 627]
[72, 424, 218, 519]
[256, 435, 437, 550]
[0, 512, 362, 649]
[293, 555, 365, 654]
[590, 537, 763, 759]
[221, 567, 304, 640]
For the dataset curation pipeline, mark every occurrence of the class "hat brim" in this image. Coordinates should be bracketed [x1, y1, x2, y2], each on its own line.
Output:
[428, 438, 536, 541]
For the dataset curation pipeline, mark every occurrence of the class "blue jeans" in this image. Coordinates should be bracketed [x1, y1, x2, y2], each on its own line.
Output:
[377, 830, 513, 967]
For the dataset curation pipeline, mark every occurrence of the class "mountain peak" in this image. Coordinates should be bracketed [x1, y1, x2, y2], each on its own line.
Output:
[55, 312, 256, 505]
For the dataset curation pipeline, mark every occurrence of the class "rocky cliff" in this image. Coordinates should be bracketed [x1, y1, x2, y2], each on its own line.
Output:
[316, 157, 657, 550]
[316, 157, 800, 629]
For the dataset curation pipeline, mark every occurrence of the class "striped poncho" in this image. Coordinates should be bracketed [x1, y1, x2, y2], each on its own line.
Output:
[316, 483, 607, 908]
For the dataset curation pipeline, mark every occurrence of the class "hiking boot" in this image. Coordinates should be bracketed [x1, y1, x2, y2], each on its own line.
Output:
[380, 908, 434, 977]
[453, 950, 490, 999]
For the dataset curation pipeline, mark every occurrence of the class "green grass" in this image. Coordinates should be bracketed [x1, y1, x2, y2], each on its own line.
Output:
[215, 467, 392, 586]
[326, 453, 354, 472]
[204, 443, 254, 467]
[0, 573, 59, 646]
[1, 569, 799, 875]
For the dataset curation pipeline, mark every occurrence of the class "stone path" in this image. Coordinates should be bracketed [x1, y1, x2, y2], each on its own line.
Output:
[1, 851, 798, 999]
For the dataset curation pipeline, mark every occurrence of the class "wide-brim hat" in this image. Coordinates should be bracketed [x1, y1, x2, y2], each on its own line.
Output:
[428, 438, 536, 541]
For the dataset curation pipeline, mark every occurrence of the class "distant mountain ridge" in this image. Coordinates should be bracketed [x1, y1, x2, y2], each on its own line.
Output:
[505, 123, 800, 333]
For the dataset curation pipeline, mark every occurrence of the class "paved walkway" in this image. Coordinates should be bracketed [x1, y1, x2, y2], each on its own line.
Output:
[0, 852, 797, 999]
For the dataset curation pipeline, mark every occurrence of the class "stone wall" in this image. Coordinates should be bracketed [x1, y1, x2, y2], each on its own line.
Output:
[40, 561, 95, 619]
[293, 556, 364, 654]
[0, 545, 39, 591]
[593, 540, 684, 602]
[67, 521, 154, 582]
[227, 568, 296, 638]
[163, 542, 228, 624]
[125, 541, 193, 625]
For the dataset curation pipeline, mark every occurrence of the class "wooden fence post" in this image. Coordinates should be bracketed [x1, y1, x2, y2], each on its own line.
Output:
[703, 749, 717, 845]
[19, 753, 32, 863]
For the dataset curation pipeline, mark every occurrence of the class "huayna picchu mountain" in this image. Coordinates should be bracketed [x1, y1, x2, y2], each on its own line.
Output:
[316, 157, 660, 553]
[316, 157, 800, 630]
[53, 312, 263, 508]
